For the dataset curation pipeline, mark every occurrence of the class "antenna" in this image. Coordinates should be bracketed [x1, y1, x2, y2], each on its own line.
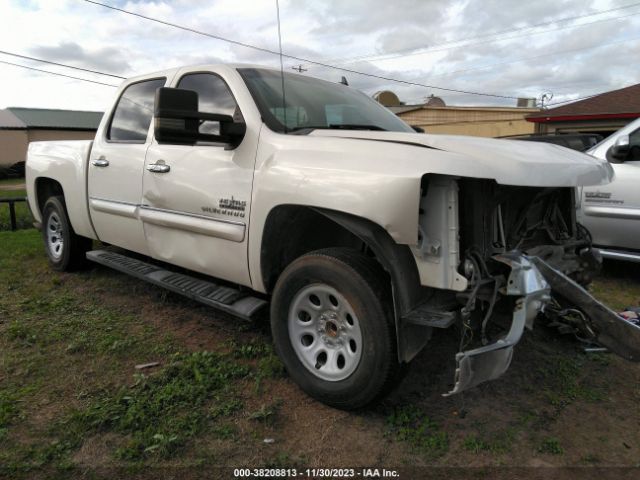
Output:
[275, 0, 287, 133]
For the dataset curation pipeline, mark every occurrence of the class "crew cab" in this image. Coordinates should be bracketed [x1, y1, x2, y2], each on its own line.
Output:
[578, 118, 640, 262]
[26, 64, 640, 409]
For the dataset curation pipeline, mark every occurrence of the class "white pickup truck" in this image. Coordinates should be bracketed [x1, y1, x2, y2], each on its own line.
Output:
[579, 117, 640, 262]
[26, 64, 640, 409]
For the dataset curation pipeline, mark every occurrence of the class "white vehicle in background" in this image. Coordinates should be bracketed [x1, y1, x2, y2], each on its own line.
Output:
[579, 118, 640, 262]
[24, 64, 640, 409]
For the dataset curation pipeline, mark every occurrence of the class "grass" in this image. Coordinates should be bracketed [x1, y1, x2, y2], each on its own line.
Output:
[0, 229, 258, 476]
[0, 184, 32, 231]
[1, 228, 639, 475]
[386, 405, 449, 459]
[74, 351, 249, 460]
[537, 355, 607, 409]
[538, 437, 564, 455]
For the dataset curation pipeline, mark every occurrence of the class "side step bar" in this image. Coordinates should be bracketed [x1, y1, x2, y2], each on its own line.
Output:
[598, 248, 640, 263]
[86, 250, 267, 320]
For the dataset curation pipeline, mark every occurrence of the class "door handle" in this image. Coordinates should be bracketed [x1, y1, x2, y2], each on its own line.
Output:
[92, 157, 109, 167]
[147, 163, 171, 173]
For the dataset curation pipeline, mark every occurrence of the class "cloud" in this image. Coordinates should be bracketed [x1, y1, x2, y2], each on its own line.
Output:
[30, 42, 132, 74]
[0, 0, 637, 111]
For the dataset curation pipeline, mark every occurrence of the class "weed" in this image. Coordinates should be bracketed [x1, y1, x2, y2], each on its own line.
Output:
[6, 321, 37, 346]
[0, 391, 19, 427]
[461, 429, 514, 455]
[538, 437, 564, 455]
[249, 400, 283, 425]
[233, 339, 272, 359]
[539, 355, 606, 408]
[211, 397, 244, 418]
[74, 351, 249, 459]
[386, 405, 449, 459]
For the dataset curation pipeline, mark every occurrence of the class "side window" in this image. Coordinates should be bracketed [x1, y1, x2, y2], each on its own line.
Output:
[629, 127, 640, 161]
[108, 78, 165, 142]
[177, 73, 241, 136]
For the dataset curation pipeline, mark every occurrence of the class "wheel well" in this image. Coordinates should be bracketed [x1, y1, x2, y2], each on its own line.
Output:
[35, 178, 64, 216]
[261, 205, 372, 293]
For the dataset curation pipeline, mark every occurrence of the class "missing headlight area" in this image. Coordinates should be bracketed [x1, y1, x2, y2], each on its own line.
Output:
[409, 175, 640, 396]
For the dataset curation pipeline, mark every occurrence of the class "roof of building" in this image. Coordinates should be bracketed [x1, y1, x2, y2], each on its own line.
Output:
[0, 109, 26, 129]
[388, 104, 540, 115]
[387, 104, 424, 114]
[527, 83, 640, 123]
[1, 108, 103, 130]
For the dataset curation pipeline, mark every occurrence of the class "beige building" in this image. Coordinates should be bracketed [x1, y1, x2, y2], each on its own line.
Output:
[0, 108, 102, 167]
[375, 91, 540, 138]
[393, 105, 540, 137]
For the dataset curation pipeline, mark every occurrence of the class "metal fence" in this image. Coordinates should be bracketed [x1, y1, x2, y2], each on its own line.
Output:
[0, 196, 27, 231]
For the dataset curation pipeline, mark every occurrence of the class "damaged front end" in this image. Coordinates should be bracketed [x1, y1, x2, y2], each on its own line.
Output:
[419, 177, 640, 396]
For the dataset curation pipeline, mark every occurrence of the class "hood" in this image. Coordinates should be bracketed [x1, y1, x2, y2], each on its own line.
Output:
[308, 130, 614, 187]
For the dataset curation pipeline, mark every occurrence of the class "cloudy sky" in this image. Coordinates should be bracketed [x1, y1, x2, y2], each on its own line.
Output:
[0, 0, 639, 112]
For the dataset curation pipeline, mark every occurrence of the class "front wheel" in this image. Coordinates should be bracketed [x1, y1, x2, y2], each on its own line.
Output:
[270, 248, 401, 409]
[41, 196, 91, 271]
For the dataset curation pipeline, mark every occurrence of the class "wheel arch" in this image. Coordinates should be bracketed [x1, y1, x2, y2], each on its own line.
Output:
[34, 177, 65, 217]
[260, 205, 432, 363]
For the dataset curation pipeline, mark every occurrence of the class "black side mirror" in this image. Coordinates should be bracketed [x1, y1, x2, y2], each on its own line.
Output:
[154, 87, 246, 146]
[608, 134, 630, 162]
[412, 125, 425, 133]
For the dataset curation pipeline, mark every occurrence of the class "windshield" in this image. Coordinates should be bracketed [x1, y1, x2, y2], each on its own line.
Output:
[238, 68, 414, 133]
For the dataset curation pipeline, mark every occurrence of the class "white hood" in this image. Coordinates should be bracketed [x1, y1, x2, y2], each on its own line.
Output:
[309, 130, 614, 187]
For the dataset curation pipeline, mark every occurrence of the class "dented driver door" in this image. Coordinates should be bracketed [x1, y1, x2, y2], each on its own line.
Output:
[141, 70, 259, 288]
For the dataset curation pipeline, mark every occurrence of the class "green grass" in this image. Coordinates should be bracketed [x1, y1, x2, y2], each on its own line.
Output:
[74, 351, 249, 460]
[0, 178, 25, 187]
[386, 405, 449, 459]
[0, 229, 256, 475]
[538, 437, 564, 455]
[537, 355, 606, 408]
[0, 186, 32, 231]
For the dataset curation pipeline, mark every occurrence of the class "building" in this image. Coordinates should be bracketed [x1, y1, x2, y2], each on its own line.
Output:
[378, 92, 540, 138]
[392, 104, 540, 137]
[526, 83, 640, 137]
[0, 108, 103, 166]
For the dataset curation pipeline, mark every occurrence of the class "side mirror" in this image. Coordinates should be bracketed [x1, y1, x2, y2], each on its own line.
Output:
[154, 87, 246, 146]
[412, 125, 425, 133]
[608, 134, 630, 161]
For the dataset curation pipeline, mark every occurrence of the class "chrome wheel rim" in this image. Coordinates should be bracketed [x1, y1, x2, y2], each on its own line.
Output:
[288, 283, 363, 381]
[46, 213, 64, 260]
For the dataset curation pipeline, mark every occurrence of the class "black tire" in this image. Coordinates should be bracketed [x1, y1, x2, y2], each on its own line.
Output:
[270, 247, 401, 409]
[41, 196, 91, 271]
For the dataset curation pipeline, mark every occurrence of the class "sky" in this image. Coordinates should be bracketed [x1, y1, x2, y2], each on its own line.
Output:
[0, 0, 639, 112]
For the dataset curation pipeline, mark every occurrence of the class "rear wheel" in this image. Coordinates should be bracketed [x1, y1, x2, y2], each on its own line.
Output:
[41, 196, 91, 271]
[270, 248, 401, 409]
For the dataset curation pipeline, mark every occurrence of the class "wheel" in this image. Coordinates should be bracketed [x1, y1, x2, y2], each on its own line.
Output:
[41, 196, 91, 271]
[270, 248, 401, 409]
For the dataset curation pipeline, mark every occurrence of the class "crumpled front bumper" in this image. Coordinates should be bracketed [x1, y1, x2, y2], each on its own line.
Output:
[445, 252, 640, 396]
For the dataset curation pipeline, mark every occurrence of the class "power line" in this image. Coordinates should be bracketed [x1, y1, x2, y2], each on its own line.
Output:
[0, 59, 119, 87]
[0, 50, 125, 79]
[81, 0, 520, 100]
[324, 2, 640, 65]
[330, 8, 640, 65]
[422, 34, 640, 80]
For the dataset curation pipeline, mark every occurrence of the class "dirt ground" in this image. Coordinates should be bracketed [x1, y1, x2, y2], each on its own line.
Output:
[1, 229, 639, 480]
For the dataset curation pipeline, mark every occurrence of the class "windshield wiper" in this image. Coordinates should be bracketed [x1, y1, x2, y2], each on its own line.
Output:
[328, 124, 387, 131]
[287, 124, 388, 133]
